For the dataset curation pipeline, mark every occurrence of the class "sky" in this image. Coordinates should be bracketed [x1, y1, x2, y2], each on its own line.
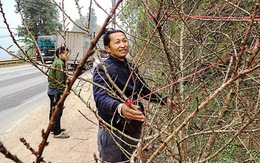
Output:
[0, 0, 112, 60]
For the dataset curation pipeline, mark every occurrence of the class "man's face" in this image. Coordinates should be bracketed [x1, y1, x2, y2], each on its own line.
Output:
[105, 32, 129, 61]
[60, 51, 69, 61]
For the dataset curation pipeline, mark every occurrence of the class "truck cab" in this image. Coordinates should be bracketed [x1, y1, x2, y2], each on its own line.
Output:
[36, 35, 56, 63]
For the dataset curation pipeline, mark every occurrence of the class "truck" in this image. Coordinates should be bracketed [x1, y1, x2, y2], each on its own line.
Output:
[36, 35, 56, 63]
[36, 31, 94, 69]
[56, 31, 93, 69]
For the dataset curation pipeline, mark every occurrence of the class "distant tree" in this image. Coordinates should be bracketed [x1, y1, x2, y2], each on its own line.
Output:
[71, 8, 101, 48]
[71, 8, 101, 34]
[15, 0, 61, 42]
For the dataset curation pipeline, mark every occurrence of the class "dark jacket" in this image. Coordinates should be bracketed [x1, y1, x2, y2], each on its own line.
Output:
[48, 58, 67, 93]
[93, 55, 166, 130]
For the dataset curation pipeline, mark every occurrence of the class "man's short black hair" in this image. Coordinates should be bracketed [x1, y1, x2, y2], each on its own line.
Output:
[103, 28, 126, 47]
[56, 46, 69, 58]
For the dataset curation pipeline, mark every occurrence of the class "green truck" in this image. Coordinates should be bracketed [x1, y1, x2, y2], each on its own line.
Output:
[36, 35, 56, 63]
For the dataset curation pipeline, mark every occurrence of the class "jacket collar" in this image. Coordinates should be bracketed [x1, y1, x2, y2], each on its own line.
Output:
[108, 55, 128, 66]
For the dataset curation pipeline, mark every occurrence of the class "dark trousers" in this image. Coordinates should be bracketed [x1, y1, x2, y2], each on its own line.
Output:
[48, 93, 63, 135]
[97, 127, 141, 162]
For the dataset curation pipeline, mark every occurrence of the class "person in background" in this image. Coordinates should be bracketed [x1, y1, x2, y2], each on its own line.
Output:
[47, 46, 70, 139]
[93, 29, 176, 162]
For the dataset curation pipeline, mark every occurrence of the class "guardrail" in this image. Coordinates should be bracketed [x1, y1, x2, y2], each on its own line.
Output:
[0, 57, 36, 65]
[0, 59, 23, 65]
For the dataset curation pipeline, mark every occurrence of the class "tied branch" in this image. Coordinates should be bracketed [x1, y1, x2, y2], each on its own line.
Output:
[146, 65, 260, 163]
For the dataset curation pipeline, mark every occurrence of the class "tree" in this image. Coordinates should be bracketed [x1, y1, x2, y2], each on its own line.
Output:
[119, 0, 259, 162]
[71, 8, 101, 49]
[15, 0, 61, 51]
[71, 8, 100, 34]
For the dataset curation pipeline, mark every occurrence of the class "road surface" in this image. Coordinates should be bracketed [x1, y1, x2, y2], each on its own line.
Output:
[0, 65, 98, 163]
[0, 64, 48, 133]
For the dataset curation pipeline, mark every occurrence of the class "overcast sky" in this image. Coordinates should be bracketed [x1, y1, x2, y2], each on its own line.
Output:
[0, 0, 112, 60]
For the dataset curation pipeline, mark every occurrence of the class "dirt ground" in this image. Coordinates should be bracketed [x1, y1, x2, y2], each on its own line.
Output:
[0, 84, 99, 163]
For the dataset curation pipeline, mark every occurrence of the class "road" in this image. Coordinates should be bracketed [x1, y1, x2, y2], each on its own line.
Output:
[0, 64, 48, 133]
[0, 64, 98, 163]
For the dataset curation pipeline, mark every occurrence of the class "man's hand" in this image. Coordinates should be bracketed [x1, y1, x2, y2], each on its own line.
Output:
[121, 104, 145, 122]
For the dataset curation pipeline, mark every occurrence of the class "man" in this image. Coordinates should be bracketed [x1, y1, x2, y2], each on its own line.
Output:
[93, 29, 175, 162]
[47, 46, 70, 139]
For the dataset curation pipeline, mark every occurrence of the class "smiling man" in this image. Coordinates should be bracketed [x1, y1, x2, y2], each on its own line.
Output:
[93, 29, 174, 162]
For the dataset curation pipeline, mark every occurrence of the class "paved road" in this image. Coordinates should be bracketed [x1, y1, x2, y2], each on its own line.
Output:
[0, 65, 48, 133]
